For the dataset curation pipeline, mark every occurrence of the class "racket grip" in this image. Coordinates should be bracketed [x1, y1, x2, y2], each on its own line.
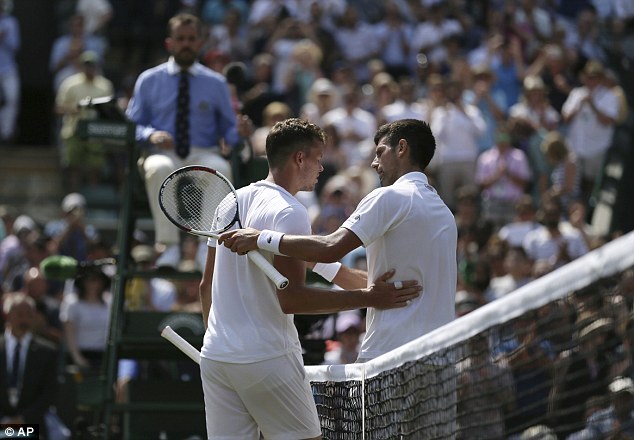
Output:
[247, 250, 290, 289]
[161, 325, 201, 364]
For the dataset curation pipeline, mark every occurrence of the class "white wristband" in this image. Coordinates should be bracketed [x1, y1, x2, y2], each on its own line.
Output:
[312, 262, 342, 282]
[257, 230, 284, 255]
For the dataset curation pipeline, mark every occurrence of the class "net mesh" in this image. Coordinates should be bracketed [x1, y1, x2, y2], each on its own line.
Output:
[306, 232, 634, 439]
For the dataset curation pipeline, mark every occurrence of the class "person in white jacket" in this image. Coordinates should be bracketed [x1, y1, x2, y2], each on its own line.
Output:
[430, 78, 486, 210]
[562, 59, 618, 200]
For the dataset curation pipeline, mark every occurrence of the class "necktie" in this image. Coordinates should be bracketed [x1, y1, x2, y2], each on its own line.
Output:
[9, 341, 21, 387]
[175, 70, 191, 159]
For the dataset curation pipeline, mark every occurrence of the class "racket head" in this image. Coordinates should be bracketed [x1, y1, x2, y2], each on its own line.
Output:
[159, 165, 239, 235]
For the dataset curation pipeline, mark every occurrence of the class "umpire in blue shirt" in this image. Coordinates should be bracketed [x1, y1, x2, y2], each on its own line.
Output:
[126, 12, 251, 270]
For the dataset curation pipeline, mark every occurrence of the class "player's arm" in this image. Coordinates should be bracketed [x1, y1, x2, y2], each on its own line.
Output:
[199, 245, 216, 326]
[305, 261, 368, 290]
[273, 255, 420, 314]
[219, 226, 362, 264]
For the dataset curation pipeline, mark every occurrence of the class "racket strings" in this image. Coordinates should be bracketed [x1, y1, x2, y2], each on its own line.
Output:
[163, 171, 237, 233]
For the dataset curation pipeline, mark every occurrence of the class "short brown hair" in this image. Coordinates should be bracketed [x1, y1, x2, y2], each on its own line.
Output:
[266, 118, 326, 168]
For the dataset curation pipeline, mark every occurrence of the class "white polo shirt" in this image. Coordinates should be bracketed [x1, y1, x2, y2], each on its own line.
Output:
[341, 172, 458, 360]
[201, 181, 310, 363]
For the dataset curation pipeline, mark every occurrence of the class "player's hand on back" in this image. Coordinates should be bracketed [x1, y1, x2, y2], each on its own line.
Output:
[365, 269, 422, 310]
[219, 227, 261, 255]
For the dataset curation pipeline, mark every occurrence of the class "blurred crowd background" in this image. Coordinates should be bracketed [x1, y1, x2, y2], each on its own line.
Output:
[1, 0, 634, 437]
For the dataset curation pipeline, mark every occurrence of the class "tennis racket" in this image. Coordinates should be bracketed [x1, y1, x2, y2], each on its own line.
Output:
[158, 165, 289, 289]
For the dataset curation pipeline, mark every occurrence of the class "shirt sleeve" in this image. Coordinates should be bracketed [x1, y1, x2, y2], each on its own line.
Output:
[341, 189, 403, 246]
[126, 72, 156, 142]
[59, 298, 78, 323]
[274, 205, 311, 236]
[561, 89, 582, 118]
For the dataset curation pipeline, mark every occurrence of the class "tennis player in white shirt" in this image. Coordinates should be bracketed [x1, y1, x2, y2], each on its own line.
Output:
[199, 118, 421, 440]
[220, 118, 458, 362]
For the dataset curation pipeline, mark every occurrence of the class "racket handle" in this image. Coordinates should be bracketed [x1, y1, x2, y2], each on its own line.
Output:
[161, 325, 201, 365]
[247, 250, 290, 289]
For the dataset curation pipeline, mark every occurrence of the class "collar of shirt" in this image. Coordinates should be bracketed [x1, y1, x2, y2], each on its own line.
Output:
[253, 180, 295, 199]
[394, 171, 428, 186]
[166, 57, 203, 77]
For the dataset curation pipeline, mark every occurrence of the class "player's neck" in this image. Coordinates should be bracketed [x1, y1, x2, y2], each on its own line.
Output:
[265, 173, 297, 196]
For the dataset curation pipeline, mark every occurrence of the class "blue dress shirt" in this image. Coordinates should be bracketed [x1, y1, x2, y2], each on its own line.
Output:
[126, 57, 240, 149]
[0, 13, 19, 75]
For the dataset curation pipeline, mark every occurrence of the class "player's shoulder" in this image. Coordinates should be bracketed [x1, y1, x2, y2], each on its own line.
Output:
[239, 181, 292, 208]
[382, 174, 429, 195]
[237, 181, 268, 197]
[354, 185, 401, 215]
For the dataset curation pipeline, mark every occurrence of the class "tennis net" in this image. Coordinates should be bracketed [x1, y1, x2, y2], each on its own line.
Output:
[306, 231, 634, 439]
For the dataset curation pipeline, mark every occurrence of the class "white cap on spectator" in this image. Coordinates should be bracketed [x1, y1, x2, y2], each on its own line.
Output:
[336, 312, 361, 333]
[62, 193, 86, 213]
[455, 290, 480, 316]
[312, 78, 336, 96]
[12, 215, 35, 235]
[520, 424, 556, 440]
[609, 376, 634, 395]
[131, 245, 155, 264]
[578, 318, 612, 341]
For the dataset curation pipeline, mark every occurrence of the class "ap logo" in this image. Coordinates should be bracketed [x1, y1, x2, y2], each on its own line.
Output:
[1, 425, 38, 438]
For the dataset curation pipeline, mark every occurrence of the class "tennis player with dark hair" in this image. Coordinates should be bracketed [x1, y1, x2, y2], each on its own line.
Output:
[198, 118, 421, 439]
[220, 118, 458, 361]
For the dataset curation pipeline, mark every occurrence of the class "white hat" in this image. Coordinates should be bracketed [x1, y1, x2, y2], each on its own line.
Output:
[336, 312, 361, 334]
[578, 318, 613, 340]
[62, 193, 86, 213]
[312, 78, 336, 96]
[131, 245, 155, 263]
[455, 290, 480, 315]
[520, 424, 556, 440]
[610, 376, 634, 395]
[12, 215, 35, 234]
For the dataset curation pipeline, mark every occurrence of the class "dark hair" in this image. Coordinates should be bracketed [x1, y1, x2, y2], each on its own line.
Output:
[373, 119, 435, 170]
[75, 267, 111, 300]
[265, 118, 326, 168]
[167, 13, 202, 37]
[506, 246, 529, 261]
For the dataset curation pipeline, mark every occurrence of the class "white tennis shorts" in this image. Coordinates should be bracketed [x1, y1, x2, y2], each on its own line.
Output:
[201, 351, 322, 440]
